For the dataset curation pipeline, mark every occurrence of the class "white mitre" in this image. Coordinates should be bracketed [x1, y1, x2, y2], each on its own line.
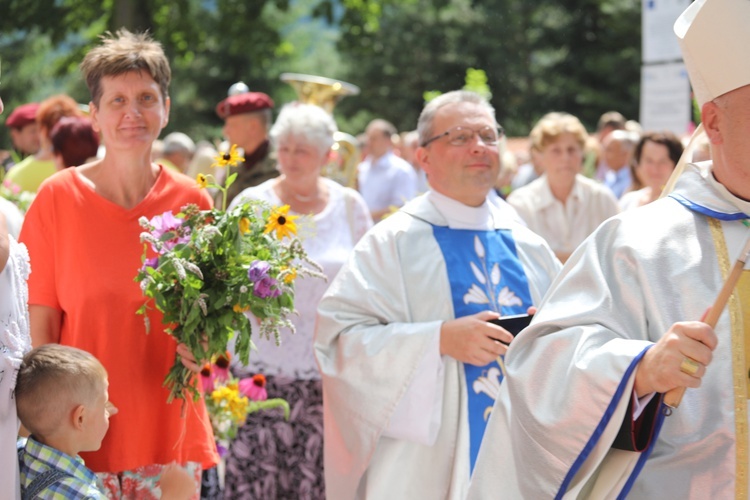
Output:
[674, 0, 750, 107]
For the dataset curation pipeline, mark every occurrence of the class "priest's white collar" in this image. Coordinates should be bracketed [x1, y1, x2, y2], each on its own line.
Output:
[425, 190, 495, 230]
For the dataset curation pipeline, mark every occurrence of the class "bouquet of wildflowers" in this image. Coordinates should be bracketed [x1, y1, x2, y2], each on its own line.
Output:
[136, 145, 324, 402]
[200, 353, 289, 452]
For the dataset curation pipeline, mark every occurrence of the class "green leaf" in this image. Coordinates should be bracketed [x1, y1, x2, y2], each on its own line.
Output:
[225, 172, 238, 190]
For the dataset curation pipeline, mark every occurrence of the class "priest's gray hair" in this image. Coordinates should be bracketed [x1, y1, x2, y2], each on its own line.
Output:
[269, 102, 338, 156]
[417, 90, 497, 147]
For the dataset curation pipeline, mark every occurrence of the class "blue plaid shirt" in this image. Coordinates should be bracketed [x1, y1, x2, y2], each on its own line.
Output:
[18, 437, 105, 499]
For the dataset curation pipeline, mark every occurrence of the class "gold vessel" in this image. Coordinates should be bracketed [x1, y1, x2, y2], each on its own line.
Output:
[280, 73, 360, 188]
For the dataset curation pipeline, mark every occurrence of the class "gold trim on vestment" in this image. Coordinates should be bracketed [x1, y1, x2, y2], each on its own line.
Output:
[709, 218, 747, 499]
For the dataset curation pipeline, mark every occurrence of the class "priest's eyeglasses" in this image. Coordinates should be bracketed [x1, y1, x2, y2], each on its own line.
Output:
[421, 125, 504, 148]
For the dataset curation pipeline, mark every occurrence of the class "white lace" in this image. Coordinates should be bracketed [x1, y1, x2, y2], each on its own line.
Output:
[1, 237, 32, 401]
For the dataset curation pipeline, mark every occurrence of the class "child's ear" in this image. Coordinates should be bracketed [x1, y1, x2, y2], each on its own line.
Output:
[71, 404, 86, 431]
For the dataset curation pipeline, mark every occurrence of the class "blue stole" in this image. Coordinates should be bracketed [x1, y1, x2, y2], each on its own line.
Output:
[431, 225, 533, 472]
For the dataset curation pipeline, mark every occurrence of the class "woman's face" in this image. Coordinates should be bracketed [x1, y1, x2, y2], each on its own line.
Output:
[276, 136, 328, 182]
[636, 140, 675, 191]
[539, 132, 583, 185]
[90, 71, 169, 154]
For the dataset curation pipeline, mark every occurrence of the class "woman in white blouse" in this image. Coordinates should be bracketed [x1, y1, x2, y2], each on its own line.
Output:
[226, 102, 372, 499]
[507, 112, 619, 263]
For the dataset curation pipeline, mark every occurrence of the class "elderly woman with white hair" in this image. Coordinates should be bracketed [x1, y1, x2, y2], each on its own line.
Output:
[226, 102, 372, 499]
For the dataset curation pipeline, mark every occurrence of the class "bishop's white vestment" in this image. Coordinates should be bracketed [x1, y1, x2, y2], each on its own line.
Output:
[469, 162, 750, 499]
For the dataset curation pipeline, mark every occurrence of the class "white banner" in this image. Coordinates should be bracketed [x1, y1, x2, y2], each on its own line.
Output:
[640, 62, 692, 135]
[642, 0, 692, 64]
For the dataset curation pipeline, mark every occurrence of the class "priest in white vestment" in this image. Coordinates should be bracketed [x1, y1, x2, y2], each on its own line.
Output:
[315, 90, 561, 499]
[469, 0, 750, 498]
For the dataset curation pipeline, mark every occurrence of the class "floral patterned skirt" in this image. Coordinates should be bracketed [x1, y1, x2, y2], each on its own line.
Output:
[223, 376, 324, 500]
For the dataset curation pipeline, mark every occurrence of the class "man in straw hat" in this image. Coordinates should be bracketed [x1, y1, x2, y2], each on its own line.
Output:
[468, 0, 750, 497]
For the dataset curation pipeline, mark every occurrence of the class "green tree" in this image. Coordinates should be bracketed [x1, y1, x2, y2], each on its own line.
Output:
[332, 0, 641, 136]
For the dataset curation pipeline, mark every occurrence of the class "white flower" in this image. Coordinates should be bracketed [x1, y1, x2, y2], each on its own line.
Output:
[473, 366, 502, 401]
[497, 286, 523, 308]
[463, 284, 490, 305]
[470, 261, 486, 284]
[474, 235, 485, 258]
[173, 259, 187, 281]
[183, 261, 204, 280]
[240, 285, 248, 293]
[490, 263, 500, 286]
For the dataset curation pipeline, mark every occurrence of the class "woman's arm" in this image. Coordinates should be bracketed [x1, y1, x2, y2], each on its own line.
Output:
[29, 305, 62, 346]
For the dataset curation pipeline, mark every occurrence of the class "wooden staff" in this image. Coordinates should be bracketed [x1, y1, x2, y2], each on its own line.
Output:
[664, 228, 750, 409]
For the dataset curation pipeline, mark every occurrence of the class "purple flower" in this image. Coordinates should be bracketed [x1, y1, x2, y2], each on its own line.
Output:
[216, 441, 229, 458]
[141, 257, 159, 272]
[148, 211, 190, 253]
[247, 260, 271, 283]
[253, 275, 280, 299]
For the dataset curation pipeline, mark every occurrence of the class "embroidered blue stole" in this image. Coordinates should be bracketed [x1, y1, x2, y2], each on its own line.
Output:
[431, 225, 533, 473]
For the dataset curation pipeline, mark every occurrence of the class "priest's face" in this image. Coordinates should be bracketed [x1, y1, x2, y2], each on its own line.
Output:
[416, 102, 500, 207]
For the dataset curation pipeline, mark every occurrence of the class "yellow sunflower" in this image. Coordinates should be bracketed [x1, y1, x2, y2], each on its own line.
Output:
[264, 205, 299, 239]
[212, 144, 245, 168]
[196, 173, 209, 188]
[238, 217, 250, 234]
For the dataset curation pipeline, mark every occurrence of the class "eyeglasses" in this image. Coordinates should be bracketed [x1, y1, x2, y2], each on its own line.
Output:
[422, 125, 504, 147]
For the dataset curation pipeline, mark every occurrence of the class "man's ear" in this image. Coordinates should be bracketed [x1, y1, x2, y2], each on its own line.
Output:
[415, 146, 430, 174]
[71, 404, 86, 431]
[702, 101, 723, 145]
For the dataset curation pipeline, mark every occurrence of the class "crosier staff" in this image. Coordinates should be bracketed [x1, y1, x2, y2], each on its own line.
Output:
[664, 222, 750, 411]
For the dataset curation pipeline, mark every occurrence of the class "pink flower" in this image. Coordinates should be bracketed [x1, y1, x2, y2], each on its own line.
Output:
[213, 353, 231, 383]
[239, 374, 268, 401]
[148, 211, 190, 253]
[200, 364, 214, 393]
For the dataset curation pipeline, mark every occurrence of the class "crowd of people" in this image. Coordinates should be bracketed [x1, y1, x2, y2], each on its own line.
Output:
[1, 0, 749, 498]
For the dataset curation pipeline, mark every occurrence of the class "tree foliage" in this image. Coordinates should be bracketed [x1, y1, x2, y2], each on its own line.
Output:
[1, 0, 642, 146]
[333, 0, 641, 135]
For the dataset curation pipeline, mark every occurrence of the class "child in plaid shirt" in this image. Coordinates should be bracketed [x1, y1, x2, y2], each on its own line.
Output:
[15, 345, 195, 499]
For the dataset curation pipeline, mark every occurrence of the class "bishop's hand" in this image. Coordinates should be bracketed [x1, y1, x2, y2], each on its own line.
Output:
[634, 319, 717, 398]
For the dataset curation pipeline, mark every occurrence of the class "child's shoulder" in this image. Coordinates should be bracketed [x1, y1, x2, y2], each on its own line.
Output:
[17, 437, 105, 499]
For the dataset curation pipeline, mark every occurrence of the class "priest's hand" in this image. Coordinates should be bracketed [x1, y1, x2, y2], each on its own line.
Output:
[633, 320, 717, 398]
[439, 311, 513, 366]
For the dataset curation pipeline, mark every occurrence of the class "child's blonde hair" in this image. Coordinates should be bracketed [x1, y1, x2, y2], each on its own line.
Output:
[16, 344, 108, 439]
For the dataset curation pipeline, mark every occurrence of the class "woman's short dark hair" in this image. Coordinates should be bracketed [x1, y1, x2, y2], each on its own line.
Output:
[633, 131, 684, 167]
